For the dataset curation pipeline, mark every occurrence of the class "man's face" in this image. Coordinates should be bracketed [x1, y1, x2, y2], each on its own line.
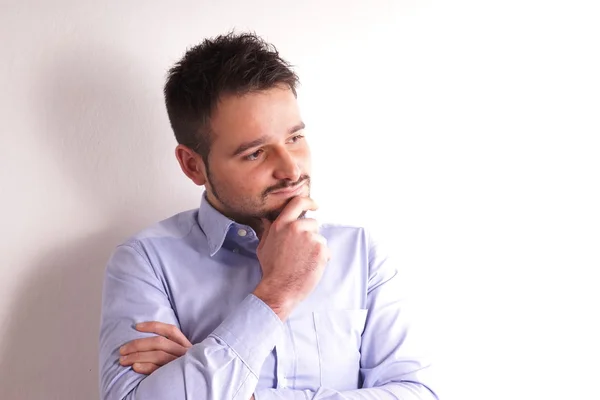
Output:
[203, 86, 311, 224]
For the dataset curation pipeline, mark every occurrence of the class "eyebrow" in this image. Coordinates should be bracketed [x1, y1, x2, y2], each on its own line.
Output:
[232, 122, 306, 157]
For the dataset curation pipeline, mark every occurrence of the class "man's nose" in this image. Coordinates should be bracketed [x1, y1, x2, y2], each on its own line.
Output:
[272, 148, 301, 182]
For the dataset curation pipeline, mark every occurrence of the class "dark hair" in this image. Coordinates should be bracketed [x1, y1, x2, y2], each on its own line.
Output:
[164, 32, 299, 162]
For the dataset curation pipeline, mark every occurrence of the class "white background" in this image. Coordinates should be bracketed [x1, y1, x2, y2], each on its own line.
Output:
[1, 1, 598, 399]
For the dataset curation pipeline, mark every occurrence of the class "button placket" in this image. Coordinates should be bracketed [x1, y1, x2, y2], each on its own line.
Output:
[274, 322, 294, 390]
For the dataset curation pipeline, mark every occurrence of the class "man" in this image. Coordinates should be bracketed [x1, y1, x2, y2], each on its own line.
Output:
[99, 32, 437, 400]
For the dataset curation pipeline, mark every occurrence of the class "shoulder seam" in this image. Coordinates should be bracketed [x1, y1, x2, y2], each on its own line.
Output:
[116, 241, 162, 284]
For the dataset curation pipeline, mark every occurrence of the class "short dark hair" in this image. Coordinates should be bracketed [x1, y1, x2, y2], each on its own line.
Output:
[164, 32, 299, 161]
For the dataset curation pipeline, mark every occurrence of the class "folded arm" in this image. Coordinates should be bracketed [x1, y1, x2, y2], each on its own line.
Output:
[99, 243, 281, 400]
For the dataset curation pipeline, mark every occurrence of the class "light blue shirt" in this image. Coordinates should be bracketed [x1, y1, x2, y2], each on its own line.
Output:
[99, 196, 437, 399]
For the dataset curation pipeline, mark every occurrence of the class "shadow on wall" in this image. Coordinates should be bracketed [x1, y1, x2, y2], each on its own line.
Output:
[0, 40, 177, 399]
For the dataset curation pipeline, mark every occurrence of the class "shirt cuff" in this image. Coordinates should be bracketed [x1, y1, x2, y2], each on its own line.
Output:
[211, 294, 284, 375]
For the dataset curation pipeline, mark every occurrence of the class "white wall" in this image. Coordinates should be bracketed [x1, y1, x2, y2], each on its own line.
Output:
[1, 1, 598, 399]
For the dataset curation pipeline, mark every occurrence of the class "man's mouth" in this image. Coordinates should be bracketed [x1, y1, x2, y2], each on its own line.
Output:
[269, 179, 307, 196]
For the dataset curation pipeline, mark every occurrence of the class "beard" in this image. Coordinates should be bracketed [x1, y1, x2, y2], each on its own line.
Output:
[207, 170, 311, 223]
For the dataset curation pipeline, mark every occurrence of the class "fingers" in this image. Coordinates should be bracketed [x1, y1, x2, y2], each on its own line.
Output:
[120, 350, 177, 367]
[311, 232, 330, 262]
[275, 196, 318, 225]
[313, 233, 328, 246]
[291, 218, 328, 261]
[135, 322, 192, 348]
[120, 335, 189, 358]
[118, 322, 193, 375]
[290, 218, 320, 234]
[324, 242, 332, 261]
[132, 362, 159, 375]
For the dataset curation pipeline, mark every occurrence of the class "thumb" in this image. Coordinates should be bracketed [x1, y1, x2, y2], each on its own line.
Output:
[258, 218, 272, 247]
[261, 218, 272, 237]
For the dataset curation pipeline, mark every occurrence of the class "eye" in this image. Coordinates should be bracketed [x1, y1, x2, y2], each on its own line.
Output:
[288, 134, 304, 144]
[244, 149, 264, 161]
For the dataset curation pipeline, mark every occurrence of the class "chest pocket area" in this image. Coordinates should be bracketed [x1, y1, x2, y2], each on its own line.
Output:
[289, 309, 368, 391]
[315, 309, 368, 389]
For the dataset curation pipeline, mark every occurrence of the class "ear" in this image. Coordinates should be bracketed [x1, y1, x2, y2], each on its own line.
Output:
[175, 144, 207, 186]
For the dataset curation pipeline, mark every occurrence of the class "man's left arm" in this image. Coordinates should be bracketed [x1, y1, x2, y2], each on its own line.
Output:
[254, 231, 438, 400]
[126, 231, 439, 399]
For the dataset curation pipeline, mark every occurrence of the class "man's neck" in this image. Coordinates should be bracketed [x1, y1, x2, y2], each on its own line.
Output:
[204, 193, 266, 239]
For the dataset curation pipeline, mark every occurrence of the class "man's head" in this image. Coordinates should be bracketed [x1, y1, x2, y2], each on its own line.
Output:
[165, 32, 311, 226]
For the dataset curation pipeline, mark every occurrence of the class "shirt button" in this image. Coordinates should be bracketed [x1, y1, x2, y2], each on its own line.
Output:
[237, 229, 247, 237]
[232, 248, 239, 254]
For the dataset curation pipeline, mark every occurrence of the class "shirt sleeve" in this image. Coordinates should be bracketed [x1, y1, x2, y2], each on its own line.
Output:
[99, 243, 283, 400]
[254, 230, 438, 400]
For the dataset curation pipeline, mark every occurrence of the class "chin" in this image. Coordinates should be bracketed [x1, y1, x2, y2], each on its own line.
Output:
[264, 204, 286, 222]
[264, 210, 280, 222]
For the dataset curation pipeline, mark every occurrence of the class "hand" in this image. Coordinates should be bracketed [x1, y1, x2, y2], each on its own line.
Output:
[253, 196, 330, 320]
[119, 322, 192, 375]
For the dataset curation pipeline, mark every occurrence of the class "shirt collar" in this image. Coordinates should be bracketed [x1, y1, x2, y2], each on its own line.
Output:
[197, 194, 235, 257]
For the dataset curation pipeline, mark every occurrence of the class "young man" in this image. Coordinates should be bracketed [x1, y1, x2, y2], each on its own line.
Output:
[99, 32, 437, 400]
